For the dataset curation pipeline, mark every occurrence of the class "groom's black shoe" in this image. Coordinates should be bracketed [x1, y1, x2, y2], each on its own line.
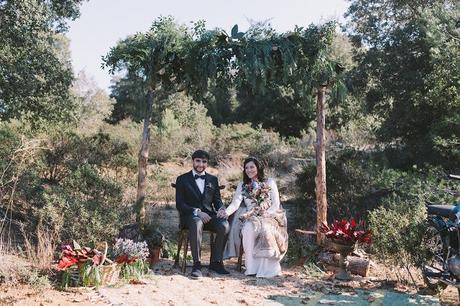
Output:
[209, 261, 230, 275]
[191, 261, 202, 279]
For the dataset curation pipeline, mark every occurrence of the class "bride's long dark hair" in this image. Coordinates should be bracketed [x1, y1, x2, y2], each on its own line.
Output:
[242, 157, 265, 184]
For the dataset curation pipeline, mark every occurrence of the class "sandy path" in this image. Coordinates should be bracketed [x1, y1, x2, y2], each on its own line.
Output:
[94, 259, 457, 306]
[97, 259, 305, 306]
[2, 259, 458, 305]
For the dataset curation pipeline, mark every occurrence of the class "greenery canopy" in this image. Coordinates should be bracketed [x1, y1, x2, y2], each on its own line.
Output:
[103, 16, 345, 117]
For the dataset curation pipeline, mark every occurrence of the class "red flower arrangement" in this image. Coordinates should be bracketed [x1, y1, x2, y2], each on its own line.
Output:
[320, 219, 372, 244]
[57, 241, 103, 270]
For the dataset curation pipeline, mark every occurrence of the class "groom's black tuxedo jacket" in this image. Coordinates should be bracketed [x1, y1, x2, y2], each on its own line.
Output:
[175, 171, 224, 223]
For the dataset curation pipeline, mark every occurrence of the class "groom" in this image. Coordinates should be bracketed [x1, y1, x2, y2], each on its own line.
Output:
[175, 150, 230, 278]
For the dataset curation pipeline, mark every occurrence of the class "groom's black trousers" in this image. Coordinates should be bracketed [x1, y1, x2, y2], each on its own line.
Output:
[183, 215, 229, 264]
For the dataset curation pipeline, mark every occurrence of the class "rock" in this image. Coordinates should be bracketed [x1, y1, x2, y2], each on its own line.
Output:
[301, 297, 310, 304]
[318, 299, 336, 304]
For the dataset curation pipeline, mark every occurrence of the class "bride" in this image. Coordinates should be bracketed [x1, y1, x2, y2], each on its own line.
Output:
[218, 157, 288, 277]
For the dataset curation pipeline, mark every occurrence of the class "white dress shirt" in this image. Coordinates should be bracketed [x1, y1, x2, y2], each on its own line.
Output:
[192, 169, 205, 216]
[192, 169, 205, 194]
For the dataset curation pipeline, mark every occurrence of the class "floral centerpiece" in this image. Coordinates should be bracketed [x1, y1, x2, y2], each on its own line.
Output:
[320, 219, 372, 280]
[112, 238, 149, 280]
[57, 240, 114, 288]
[320, 219, 372, 245]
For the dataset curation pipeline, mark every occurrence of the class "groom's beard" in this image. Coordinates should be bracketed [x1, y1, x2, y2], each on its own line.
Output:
[193, 165, 205, 173]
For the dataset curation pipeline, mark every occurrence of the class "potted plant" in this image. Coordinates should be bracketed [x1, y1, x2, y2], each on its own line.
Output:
[320, 219, 372, 280]
[143, 224, 165, 266]
[117, 223, 166, 266]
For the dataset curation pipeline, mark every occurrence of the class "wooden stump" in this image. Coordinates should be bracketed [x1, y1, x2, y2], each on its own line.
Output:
[318, 251, 371, 277]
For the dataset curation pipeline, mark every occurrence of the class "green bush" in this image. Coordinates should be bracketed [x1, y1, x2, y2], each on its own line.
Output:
[368, 167, 458, 268]
[99, 119, 142, 160]
[0, 121, 135, 248]
[211, 123, 295, 170]
[150, 93, 214, 161]
[297, 149, 382, 222]
[210, 123, 260, 160]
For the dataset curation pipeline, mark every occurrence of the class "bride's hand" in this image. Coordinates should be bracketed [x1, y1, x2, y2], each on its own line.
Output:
[217, 208, 228, 219]
[260, 201, 270, 210]
[239, 210, 251, 221]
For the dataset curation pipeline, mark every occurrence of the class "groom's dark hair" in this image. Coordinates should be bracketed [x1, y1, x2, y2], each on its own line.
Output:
[243, 156, 265, 184]
[192, 149, 210, 161]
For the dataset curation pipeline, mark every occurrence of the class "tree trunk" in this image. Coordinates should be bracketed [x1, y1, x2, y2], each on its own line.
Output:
[315, 85, 328, 245]
[136, 88, 154, 225]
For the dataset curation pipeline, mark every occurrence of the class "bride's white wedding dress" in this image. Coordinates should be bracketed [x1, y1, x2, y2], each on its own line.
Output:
[223, 178, 288, 278]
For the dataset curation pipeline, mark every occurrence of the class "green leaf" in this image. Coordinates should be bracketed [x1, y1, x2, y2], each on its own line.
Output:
[231, 24, 239, 38]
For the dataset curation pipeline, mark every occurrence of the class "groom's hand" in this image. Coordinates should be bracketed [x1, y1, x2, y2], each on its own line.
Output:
[197, 211, 211, 223]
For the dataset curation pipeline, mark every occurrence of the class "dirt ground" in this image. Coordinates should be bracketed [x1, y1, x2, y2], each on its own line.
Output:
[1, 258, 458, 306]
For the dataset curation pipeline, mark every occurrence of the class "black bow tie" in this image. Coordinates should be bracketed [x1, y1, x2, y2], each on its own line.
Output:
[194, 174, 205, 180]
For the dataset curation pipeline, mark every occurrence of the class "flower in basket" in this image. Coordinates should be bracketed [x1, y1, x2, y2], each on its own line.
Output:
[112, 238, 149, 280]
[57, 240, 103, 270]
[112, 238, 149, 263]
[320, 219, 372, 244]
[57, 240, 109, 288]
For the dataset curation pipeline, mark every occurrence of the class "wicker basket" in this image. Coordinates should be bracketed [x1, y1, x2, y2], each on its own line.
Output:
[60, 265, 81, 287]
[98, 259, 120, 286]
[96, 242, 120, 286]
[60, 242, 121, 287]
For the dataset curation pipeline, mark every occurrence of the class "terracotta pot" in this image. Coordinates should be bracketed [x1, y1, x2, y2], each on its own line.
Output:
[148, 246, 161, 266]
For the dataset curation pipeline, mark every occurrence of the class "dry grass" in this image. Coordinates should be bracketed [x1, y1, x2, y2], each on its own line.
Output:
[20, 224, 57, 271]
[0, 241, 50, 288]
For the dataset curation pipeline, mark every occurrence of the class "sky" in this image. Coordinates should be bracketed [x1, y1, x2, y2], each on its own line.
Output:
[67, 0, 350, 92]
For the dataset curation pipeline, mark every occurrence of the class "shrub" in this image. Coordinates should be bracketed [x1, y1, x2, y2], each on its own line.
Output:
[297, 149, 382, 222]
[0, 121, 134, 251]
[368, 167, 458, 268]
[210, 123, 260, 161]
[211, 123, 295, 171]
[150, 93, 214, 161]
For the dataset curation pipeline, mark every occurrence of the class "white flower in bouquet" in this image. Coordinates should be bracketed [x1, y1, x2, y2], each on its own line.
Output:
[113, 238, 149, 261]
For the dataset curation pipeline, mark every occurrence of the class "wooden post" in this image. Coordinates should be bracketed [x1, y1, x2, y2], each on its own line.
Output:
[315, 84, 328, 245]
[136, 88, 154, 225]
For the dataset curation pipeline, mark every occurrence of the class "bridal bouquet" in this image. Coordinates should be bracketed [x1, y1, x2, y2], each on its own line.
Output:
[239, 181, 272, 221]
[242, 181, 271, 207]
